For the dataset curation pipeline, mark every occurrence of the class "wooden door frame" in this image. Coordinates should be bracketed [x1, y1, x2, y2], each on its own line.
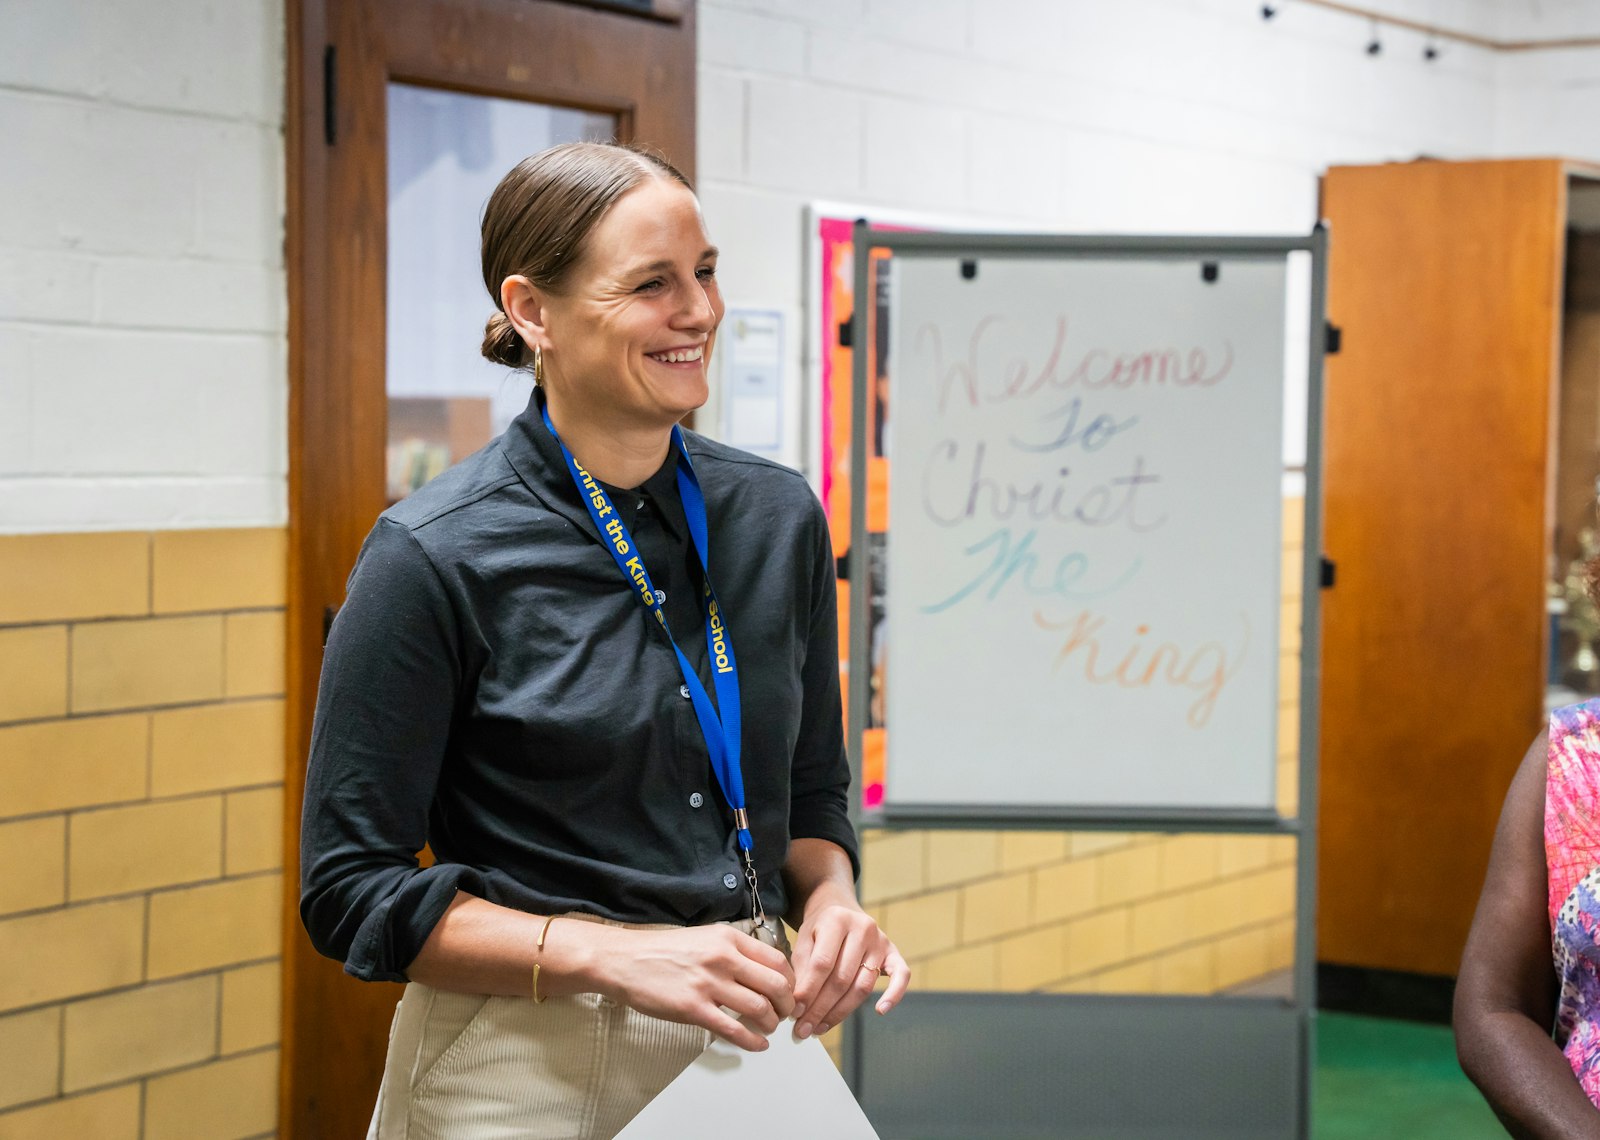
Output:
[283, 2, 696, 1134]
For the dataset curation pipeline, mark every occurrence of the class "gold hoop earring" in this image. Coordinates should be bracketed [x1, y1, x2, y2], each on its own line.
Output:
[533, 344, 544, 385]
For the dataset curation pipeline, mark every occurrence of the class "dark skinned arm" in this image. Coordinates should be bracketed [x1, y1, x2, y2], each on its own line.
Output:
[1455, 730, 1600, 1139]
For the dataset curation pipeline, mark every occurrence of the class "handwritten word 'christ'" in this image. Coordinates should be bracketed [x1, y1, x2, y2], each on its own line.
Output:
[920, 443, 1166, 532]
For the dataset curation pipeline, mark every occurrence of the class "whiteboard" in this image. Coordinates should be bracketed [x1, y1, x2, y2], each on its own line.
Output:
[882, 256, 1287, 813]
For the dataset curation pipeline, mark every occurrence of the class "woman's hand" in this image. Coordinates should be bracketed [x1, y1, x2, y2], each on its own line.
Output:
[790, 895, 910, 1041]
[408, 896, 794, 1052]
[781, 838, 911, 1040]
[598, 924, 796, 1052]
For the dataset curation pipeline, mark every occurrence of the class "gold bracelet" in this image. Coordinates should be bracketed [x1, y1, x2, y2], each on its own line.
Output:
[532, 914, 560, 1004]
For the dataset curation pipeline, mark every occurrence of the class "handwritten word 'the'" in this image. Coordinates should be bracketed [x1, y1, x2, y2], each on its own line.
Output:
[1033, 609, 1249, 729]
[921, 527, 1139, 615]
[917, 316, 1234, 413]
[921, 443, 1167, 532]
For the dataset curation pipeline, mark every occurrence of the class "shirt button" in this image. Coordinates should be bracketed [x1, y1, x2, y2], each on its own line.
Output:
[690, 792, 705, 808]
[722, 873, 739, 890]
[679, 684, 692, 700]
[654, 589, 667, 605]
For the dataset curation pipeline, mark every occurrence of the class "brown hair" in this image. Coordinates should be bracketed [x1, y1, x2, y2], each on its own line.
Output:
[479, 141, 692, 367]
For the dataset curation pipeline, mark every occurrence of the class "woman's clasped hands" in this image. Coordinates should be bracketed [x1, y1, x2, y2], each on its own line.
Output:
[598, 905, 909, 1053]
[601, 924, 795, 1052]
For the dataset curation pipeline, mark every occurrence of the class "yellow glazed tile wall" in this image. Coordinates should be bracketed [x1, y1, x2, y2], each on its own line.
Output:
[862, 497, 1306, 997]
[0, 529, 287, 1137]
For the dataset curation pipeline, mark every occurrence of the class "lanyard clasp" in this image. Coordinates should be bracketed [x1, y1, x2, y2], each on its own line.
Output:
[742, 847, 768, 930]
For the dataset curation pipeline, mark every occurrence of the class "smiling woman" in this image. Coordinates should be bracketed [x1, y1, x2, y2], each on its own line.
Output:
[502, 176, 725, 476]
[299, 141, 908, 1139]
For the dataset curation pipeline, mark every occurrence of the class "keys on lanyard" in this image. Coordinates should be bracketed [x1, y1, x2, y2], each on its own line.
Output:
[541, 404, 770, 932]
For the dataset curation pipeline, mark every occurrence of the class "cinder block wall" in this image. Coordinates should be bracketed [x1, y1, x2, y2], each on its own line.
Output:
[0, 530, 286, 1138]
[0, 3, 286, 532]
[0, 0, 287, 1128]
[859, 497, 1304, 995]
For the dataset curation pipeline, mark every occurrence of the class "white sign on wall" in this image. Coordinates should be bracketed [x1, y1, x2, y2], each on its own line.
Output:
[719, 309, 786, 457]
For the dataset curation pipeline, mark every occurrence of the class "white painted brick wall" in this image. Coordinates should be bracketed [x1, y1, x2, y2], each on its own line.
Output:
[25, 329, 283, 477]
[1494, 1, 1600, 41]
[1494, 48, 1600, 161]
[698, 70, 748, 183]
[0, 328, 30, 477]
[0, 0, 285, 534]
[0, 0, 280, 123]
[862, 97, 969, 213]
[746, 76, 865, 199]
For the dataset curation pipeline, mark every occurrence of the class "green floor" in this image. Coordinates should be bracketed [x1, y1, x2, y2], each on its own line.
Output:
[1315, 1012, 1504, 1139]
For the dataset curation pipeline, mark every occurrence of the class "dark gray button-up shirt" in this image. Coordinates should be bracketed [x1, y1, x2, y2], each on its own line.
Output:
[300, 392, 857, 983]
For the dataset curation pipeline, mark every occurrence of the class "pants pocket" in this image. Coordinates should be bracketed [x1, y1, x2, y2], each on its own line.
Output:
[409, 993, 605, 1140]
[409, 990, 494, 1095]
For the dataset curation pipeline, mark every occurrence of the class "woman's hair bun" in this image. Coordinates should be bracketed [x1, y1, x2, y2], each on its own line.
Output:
[481, 312, 526, 368]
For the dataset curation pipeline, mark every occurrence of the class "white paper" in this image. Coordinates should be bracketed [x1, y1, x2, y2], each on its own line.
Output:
[720, 309, 786, 454]
[615, 1024, 880, 1138]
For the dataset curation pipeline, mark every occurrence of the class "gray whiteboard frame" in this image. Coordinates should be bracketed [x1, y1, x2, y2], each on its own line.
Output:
[842, 223, 1329, 1139]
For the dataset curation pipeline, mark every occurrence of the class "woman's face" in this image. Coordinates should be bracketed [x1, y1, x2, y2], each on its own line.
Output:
[538, 178, 723, 431]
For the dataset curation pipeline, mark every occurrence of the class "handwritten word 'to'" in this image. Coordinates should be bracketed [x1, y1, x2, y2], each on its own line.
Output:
[1010, 396, 1138, 455]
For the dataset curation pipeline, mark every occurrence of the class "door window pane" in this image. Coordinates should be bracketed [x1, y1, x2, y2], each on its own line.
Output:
[386, 83, 614, 501]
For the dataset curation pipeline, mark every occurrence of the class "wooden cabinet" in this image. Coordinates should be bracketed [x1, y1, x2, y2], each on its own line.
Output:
[1318, 158, 1600, 977]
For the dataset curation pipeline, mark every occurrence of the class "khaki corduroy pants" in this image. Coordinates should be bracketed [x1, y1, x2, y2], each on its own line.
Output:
[366, 917, 785, 1140]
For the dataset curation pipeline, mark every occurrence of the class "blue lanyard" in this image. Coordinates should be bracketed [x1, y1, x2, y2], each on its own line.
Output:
[540, 407, 763, 919]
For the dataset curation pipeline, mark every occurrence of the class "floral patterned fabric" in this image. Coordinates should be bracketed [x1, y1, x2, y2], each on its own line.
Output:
[1546, 699, 1600, 1100]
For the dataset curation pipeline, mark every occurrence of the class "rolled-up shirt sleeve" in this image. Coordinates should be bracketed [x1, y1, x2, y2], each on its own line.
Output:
[786, 500, 860, 881]
[300, 517, 485, 982]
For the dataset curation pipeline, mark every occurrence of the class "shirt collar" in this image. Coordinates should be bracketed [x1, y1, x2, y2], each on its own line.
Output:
[635, 455, 688, 542]
[503, 388, 689, 544]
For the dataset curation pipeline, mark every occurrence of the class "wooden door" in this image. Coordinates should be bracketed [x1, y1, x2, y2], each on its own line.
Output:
[283, 2, 695, 1135]
[1318, 159, 1566, 977]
